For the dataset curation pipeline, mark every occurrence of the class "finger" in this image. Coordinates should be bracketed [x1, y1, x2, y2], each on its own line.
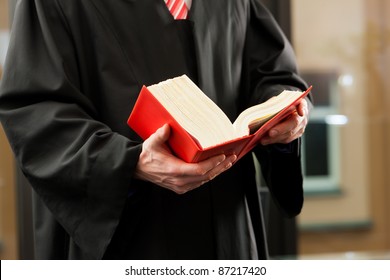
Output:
[269, 110, 301, 137]
[205, 154, 237, 180]
[154, 154, 227, 190]
[170, 154, 237, 194]
[262, 114, 297, 141]
[297, 99, 308, 117]
[198, 153, 230, 174]
[153, 124, 171, 144]
[275, 116, 307, 143]
[261, 113, 306, 145]
[176, 154, 227, 177]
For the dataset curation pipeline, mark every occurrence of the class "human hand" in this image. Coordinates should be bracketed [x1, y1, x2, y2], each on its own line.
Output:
[260, 98, 309, 145]
[134, 124, 237, 194]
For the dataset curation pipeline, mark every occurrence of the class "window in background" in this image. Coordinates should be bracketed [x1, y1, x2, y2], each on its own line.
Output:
[301, 71, 346, 195]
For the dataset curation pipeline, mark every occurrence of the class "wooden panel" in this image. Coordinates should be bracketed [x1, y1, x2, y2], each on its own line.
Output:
[0, 125, 18, 259]
[364, 0, 390, 251]
[0, 0, 9, 29]
[0, 0, 18, 260]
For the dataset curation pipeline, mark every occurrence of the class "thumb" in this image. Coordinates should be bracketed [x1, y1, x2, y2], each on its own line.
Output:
[154, 124, 171, 144]
[297, 99, 307, 117]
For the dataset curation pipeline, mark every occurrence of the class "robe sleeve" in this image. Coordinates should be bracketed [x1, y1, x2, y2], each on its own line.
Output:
[0, 0, 141, 259]
[247, 0, 311, 217]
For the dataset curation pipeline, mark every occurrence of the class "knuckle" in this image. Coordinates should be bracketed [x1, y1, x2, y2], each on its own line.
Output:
[195, 166, 207, 176]
[176, 189, 187, 195]
[206, 173, 216, 181]
[292, 117, 300, 128]
[173, 186, 187, 195]
[281, 136, 293, 144]
[166, 165, 182, 176]
[159, 175, 171, 186]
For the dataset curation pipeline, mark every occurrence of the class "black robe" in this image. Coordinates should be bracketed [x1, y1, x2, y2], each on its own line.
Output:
[0, 0, 308, 259]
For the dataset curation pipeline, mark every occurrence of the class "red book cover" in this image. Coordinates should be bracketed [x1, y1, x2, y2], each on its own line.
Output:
[127, 85, 312, 163]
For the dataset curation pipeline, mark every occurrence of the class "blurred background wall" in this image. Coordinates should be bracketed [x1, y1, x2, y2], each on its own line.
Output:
[1, 0, 390, 259]
[293, 0, 390, 257]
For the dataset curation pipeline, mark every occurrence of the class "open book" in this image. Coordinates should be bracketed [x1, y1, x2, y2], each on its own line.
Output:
[128, 75, 312, 163]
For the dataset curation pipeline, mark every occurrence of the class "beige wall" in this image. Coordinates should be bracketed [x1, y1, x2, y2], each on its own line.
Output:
[293, 0, 390, 255]
[293, 0, 370, 226]
[0, 126, 18, 260]
[0, 0, 9, 29]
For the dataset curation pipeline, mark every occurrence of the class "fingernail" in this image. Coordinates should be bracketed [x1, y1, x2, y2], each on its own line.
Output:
[217, 155, 226, 165]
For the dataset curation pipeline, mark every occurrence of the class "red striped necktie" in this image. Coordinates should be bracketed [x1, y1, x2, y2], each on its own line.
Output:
[164, 0, 189, 20]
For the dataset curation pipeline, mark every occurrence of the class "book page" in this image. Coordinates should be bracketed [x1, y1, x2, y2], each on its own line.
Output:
[148, 75, 236, 148]
[232, 90, 305, 136]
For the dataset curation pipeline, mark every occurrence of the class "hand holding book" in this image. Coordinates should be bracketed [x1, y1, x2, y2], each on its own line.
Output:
[133, 123, 237, 194]
[259, 97, 310, 146]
